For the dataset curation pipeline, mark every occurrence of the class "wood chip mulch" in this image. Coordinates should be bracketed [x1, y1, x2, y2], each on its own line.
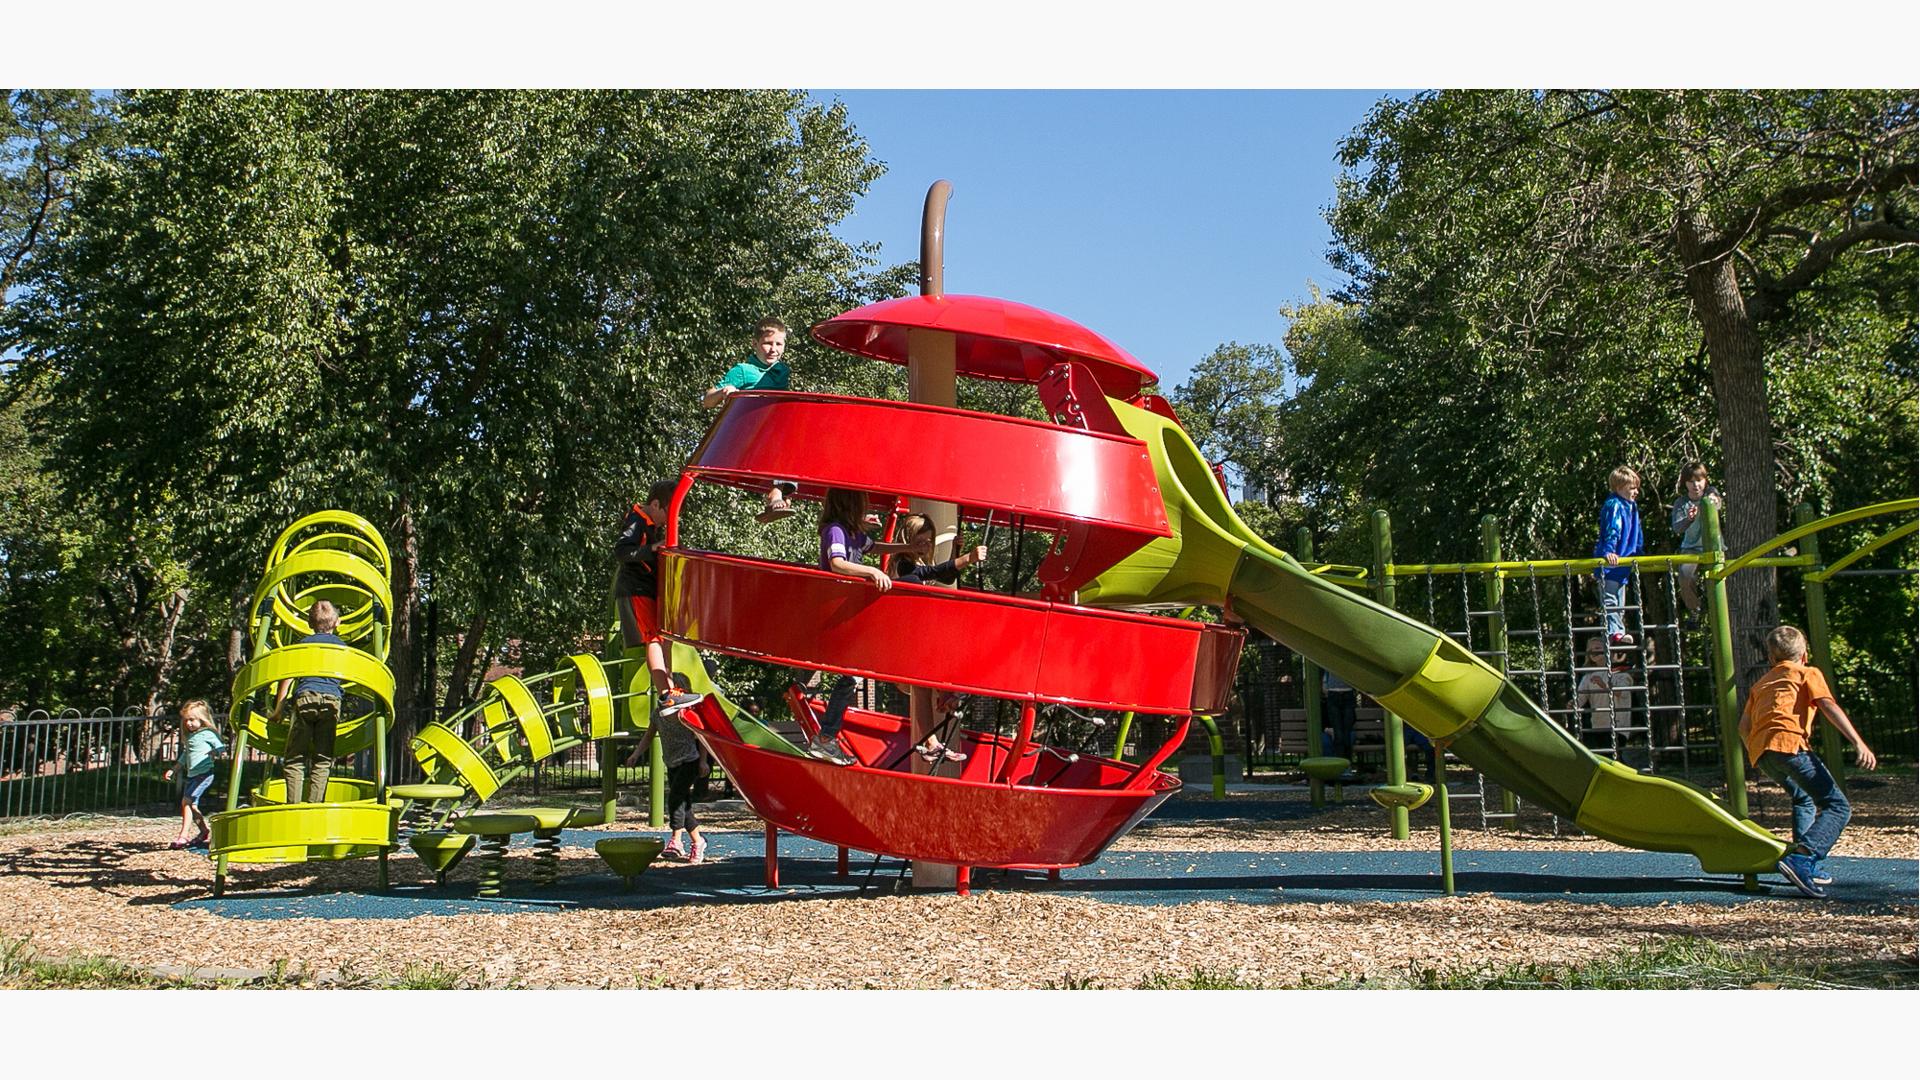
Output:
[1, 775, 1911, 988]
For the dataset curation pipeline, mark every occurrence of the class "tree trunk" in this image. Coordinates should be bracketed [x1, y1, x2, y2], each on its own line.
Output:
[443, 608, 488, 712]
[140, 587, 191, 757]
[389, 503, 422, 753]
[227, 586, 249, 672]
[1676, 220, 1779, 688]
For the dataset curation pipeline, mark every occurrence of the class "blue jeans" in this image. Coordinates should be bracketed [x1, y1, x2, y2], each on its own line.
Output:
[1598, 576, 1628, 637]
[1757, 749, 1850, 860]
[1323, 691, 1357, 760]
[817, 674, 857, 740]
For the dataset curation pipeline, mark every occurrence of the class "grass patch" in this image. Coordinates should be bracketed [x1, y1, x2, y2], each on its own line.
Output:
[1391, 937, 1916, 990]
[388, 962, 473, 989]
[1, 937, 172, 989]
[1056, 938, 1916, 990]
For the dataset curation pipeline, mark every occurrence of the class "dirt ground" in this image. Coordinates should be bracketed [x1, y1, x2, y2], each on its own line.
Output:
[1, 773, 1912, 989]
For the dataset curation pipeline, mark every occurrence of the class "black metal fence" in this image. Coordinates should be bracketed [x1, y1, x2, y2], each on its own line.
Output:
[0, 707, 692, 820]
[0, 712, 271, 820]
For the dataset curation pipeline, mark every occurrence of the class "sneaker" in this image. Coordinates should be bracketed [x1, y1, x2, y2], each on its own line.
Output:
[915, 738, 968, 765]
[1811, 860, 1834, 886]
[1775, 853, 1827, 898]
[658, 690, 704, 714]
[663, 836, 687, 861]
[168, 838, 190, 851]
[1608, 633, 1636, 648]
[689, 835, 708, 865]
[805, 734, 856, 767]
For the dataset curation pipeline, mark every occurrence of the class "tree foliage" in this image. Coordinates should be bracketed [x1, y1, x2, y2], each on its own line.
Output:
[1172, 90, 1914, 737]
[2, 90, 912, 714]
[1321, 89, 1916, 668]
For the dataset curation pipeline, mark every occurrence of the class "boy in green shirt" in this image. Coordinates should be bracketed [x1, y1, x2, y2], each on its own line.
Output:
[703, 317, 796, 522]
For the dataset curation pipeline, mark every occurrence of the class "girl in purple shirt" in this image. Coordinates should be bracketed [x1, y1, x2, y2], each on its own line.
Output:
[806, 489, 921, 764]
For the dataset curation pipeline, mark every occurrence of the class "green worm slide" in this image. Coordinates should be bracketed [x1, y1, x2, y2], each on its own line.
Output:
[1079, 398, 1786, 875]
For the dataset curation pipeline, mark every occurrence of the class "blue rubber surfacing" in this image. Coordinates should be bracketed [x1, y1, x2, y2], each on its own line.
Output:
[178, 826, 1917, 921]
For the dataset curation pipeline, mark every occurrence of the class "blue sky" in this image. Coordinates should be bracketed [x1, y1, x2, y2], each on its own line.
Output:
[812, 90, 1396, 393]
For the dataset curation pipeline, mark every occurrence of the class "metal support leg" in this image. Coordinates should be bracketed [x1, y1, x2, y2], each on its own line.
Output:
[957, 866, 971, 897]
[764, 821, 779, 888]
[836, 846, 848, 878]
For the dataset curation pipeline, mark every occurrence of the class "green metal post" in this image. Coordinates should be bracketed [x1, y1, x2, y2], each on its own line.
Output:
[649, 705, 666, 828]
[623, 641, 666, 828]
[1297, 527, 1327, 807]
[1479, 515, 1518, 822]
[1700, 499, 1753, 808]
[1434, 747, 1454, 896]
[1702, 500, 1758, 891]
[1195, 714, 1226, 799]
[1111, 711, 1135, 761]
[1370, 509, 1410, 839]
[1794, 504, 1847, 780]
[601, 738, 620, 825]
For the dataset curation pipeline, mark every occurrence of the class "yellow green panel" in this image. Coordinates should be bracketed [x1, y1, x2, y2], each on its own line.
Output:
[412, 724, 501, 801]
[668, 640, 804, 755]
[1574, 759, 1787, 874]
[251, 776, 381, 804]
[252, 547, 392, 644]
[1374, 638, 1505, 740]
[623, 654, 654, 732]
[229, 643, 393, 757]
[491, 676, 555, 761]
[479, 697, 515, 760]
[561, 653, 614, 739]
[266, 509, 392, 581]
[210, 800, 396, 864]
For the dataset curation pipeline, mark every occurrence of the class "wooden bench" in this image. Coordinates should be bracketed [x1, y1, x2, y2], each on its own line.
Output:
[1268, 706, 1388, 763]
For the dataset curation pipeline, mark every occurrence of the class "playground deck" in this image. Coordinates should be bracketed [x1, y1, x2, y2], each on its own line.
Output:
[2, 779, 1912, 989]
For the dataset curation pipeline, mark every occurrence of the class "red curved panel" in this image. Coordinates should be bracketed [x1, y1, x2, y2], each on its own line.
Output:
[687, 394, 1168, 582]
[679, 702, 1176, 869]
[813, 294, 1155, 399]
[659, 551, 1243, 715]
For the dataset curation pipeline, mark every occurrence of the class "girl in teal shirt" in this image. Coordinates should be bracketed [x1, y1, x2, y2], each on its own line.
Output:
[163, 700, 224, 850]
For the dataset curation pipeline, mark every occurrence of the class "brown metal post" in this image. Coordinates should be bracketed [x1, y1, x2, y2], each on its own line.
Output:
[908, 180, 960, 890]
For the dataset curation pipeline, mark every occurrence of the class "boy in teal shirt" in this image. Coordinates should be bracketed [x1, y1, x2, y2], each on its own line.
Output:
[703, 317, 796, 521]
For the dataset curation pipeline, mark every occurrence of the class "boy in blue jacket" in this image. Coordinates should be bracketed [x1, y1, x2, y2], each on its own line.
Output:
[1593, 465, 1644, 647]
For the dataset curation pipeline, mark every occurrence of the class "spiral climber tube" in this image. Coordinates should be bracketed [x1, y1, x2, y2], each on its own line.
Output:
[210, 511, 400, 893]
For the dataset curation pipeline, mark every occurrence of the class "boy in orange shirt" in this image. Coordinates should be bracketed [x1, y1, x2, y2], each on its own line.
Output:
[1739, 625, 1877, 898]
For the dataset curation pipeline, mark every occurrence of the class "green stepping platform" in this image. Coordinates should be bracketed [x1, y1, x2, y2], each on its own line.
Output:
[389, 783, 467, 802]
[1370, 783, 1434, 811]
[594, 837, 665, 889]
[1301, 756, 1352, 801]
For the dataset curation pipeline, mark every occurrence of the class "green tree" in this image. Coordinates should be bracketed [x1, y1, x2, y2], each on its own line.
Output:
[1326, 89, 1916, 671]
[8, 90, 908, 722]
